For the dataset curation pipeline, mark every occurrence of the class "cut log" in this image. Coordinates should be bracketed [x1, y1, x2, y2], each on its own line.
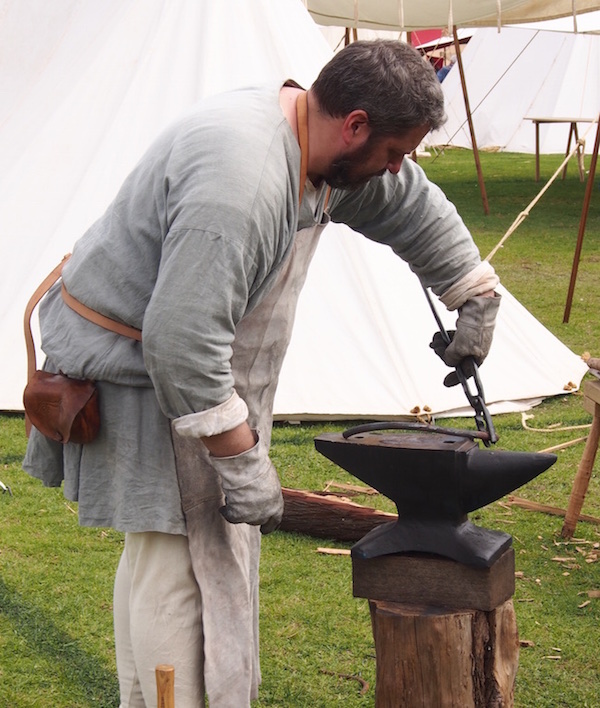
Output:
[281, 487, 395, 542]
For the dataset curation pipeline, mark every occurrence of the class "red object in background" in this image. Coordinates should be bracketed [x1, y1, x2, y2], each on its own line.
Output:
[410, 29, 442, 47]
[409, 29, 445, 70]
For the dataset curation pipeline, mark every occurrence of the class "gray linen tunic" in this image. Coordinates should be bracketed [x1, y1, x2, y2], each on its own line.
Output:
[23, 82, 481, 533]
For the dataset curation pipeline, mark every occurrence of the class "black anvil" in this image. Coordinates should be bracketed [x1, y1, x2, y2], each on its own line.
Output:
[315, 427, 556, 568]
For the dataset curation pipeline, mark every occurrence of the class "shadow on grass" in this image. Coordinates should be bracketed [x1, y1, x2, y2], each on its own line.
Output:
[0, 577, 119, 705]
[0, 452, 26, 465]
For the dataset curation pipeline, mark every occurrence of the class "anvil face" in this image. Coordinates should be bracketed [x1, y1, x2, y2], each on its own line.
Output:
[314, 430, 556, 568]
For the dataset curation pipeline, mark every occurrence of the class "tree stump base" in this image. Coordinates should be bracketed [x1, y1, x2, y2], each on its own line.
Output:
[354, 550, 519, 707]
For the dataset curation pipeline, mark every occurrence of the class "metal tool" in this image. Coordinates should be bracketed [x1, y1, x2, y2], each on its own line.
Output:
[423, 286, 498, 445]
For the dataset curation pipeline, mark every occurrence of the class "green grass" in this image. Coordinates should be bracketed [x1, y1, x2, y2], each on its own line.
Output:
[2, 149, 600, 706]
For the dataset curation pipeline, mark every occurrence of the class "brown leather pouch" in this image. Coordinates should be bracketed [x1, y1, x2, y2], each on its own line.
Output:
[23, 255, 101, 444]
[23, 370, 100, 444]
[23, 255, 140, 443]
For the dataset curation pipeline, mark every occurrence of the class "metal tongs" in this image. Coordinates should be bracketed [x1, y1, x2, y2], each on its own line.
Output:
[424, 287, 498, 446]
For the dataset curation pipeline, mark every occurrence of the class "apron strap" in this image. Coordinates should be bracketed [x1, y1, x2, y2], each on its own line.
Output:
[296, 91, 309, 205]
[296, 90, 331, 211]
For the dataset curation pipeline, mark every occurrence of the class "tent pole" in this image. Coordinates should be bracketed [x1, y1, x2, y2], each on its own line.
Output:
[563, 113, 600, 323]
[452, 26, 489, 215]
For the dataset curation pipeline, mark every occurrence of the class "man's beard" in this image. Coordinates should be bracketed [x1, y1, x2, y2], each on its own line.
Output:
[322, 138, 385, 190]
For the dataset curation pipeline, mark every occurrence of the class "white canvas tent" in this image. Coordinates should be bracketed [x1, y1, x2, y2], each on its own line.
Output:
[306, 0, 600, 31]
[0, 0, 588, 420]
[429, 26, 600, 154]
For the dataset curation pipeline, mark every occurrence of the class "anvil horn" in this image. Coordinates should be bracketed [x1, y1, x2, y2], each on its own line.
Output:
[462, 448, 557, 513]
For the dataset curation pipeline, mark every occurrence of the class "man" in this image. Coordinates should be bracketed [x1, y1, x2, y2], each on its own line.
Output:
[23, 40, 500, 707]
[437, 54, 457, 82]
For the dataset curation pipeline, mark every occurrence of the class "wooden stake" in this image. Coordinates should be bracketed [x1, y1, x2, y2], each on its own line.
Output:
[564, 112, 600, 323]
[156, 664, 175, 708]
[453, 25, 489, 215]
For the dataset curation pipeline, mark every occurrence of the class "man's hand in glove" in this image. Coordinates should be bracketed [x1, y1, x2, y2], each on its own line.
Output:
[430, 293, 501, 386]
[204, 425, 284, 535]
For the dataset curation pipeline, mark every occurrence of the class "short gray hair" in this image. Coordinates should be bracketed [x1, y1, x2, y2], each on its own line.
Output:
[311, 40, 446, 136]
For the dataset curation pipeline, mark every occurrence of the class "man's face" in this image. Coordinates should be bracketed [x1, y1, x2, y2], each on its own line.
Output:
[323, 124, 430, 190]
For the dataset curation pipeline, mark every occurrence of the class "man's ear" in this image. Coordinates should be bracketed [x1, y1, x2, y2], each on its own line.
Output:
[341, 109, 371, 147]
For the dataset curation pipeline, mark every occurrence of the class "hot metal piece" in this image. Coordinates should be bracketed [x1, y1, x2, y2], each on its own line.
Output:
[314, 428, 556, 568]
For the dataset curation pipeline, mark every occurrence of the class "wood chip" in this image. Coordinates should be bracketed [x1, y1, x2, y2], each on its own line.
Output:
[543, 656, 562, 660]
[578, 600, 591, 608]
[316, 547, 351, 556]
[323, 481, 377, 496]
[587, 590, 600, 598]
[519, 639, 535, 648]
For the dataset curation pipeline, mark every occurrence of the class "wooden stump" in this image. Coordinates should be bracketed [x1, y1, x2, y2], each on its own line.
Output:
[354, 551, 519, 707]
[369, 599, 518, 708]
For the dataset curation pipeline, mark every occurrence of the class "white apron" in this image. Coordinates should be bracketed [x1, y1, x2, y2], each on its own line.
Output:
[172, 223, 325, 706]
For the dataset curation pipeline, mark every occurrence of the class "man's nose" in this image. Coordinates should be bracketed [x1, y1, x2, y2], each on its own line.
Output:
[386, 157, 404, 174]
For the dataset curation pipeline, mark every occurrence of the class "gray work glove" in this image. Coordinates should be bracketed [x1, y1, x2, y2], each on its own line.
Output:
[430, 293, 501, 387]
[211, 433, 284, 535]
